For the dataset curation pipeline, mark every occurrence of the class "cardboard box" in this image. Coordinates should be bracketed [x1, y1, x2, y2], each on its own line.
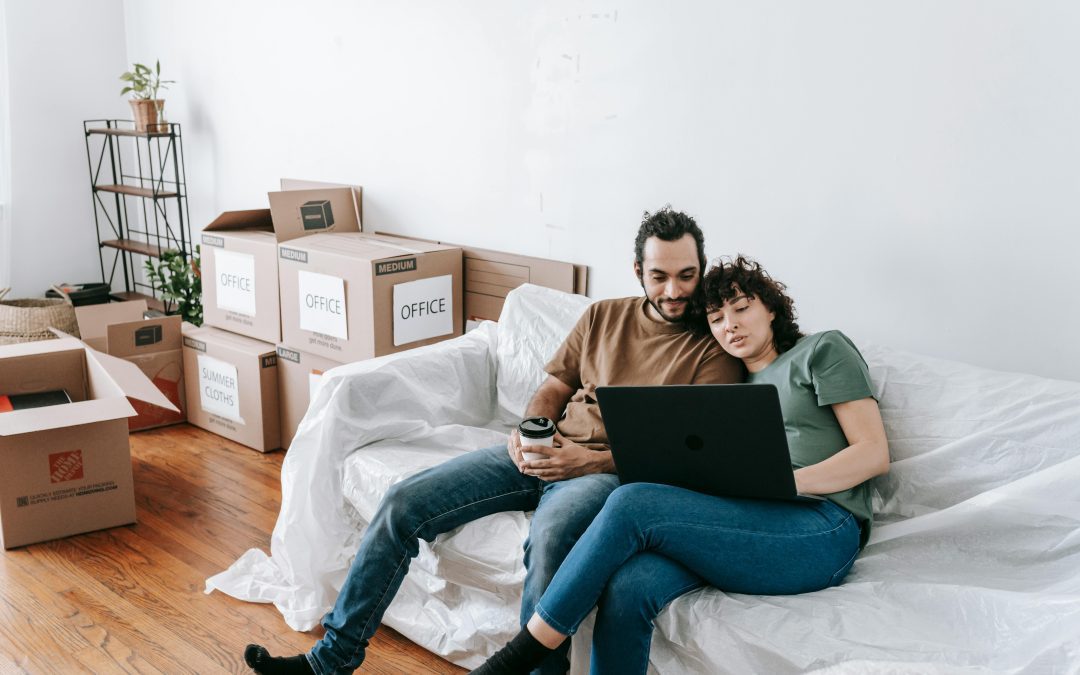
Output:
[278, 233, 463, 363]
[74, 301, 186, 431]
[275, 345, 343, 449]
[0, 337, 178, 549]
[201, 210, 282, 343]
[182, 325, 281, 453]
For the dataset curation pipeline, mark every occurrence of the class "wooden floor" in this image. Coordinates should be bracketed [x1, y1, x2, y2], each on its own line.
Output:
[0, 424, 468, 675]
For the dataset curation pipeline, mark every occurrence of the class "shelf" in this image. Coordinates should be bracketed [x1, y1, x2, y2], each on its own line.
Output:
[110, 291, 166, 312]
[101, 238, 167, 258]
[87, 127, 172, 138]
[95, 184, 178, 199]
[86, 118, 190, 314]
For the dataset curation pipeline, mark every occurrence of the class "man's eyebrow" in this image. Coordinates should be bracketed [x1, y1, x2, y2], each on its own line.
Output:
[647, 266, 698, 275]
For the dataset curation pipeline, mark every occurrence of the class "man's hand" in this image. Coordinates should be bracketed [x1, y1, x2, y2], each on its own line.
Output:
[520, 432, 612, 481]
[507, 428, 526, 470]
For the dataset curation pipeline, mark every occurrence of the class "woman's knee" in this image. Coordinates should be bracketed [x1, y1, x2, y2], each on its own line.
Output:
[598, 553, 702, 626]
[595, 483, 667, 527]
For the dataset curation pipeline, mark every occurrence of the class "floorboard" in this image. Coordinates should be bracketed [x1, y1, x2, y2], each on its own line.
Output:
[0, 424, 468, 675]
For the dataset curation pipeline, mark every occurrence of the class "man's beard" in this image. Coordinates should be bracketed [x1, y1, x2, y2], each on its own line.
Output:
[640, 280, 702, 325]
[649, 296, 690, 322]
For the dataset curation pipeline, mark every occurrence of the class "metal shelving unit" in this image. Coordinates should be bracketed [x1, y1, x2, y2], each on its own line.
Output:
[83, 118, 192, 311]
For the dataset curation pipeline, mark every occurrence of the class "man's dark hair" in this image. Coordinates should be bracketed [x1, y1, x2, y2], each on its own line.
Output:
[702, 255, 805, 353]
[634, 207, 707, 278]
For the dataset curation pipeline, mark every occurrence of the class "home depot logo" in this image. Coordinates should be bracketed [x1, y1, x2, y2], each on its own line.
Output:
[49, 450, 84, 483]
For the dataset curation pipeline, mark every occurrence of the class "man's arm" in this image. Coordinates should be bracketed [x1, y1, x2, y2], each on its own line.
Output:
[524, 374, 575, 420]
[507, 375, 575, 469]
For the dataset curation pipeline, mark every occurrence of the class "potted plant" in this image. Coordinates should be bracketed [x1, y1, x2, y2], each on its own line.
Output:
[144, 247, 202, 326]
[120, 60, 175, 133]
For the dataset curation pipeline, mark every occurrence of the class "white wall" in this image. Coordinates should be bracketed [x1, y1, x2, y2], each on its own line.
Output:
[121, 1, 1080, 381]
[0, 1, 11, 289]
[4, 0, 129, 297]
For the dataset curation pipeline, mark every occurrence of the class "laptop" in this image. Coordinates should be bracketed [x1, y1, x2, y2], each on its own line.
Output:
[595, 384, 824, 502]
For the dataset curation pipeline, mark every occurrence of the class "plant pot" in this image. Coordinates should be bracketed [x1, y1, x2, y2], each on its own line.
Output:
[129, 99, 167, 133]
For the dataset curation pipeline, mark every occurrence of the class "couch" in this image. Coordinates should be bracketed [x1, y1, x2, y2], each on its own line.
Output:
[208, 283, 1080, 673]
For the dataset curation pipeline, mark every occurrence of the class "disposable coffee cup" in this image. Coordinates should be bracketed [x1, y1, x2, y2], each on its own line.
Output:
[518, 416, 556, 462]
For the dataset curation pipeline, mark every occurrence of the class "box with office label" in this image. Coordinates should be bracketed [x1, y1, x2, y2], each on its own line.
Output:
[278, 233, 464, 363]
[182, 325, 281, 453]
[0, 337, 178, 548]
[73, 301, 186, 431]
[201, 210, 283, 344]
[275, 345, 343, 449]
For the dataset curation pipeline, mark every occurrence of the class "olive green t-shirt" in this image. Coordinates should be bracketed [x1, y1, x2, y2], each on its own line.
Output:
[747, 330, 877, 546]
[545, 297, 743, 451]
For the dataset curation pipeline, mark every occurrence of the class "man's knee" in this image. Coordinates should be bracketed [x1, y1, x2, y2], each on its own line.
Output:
[375, 476, 426, 536]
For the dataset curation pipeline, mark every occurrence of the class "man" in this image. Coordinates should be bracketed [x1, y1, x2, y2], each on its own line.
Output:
[245, 208, 741, 675]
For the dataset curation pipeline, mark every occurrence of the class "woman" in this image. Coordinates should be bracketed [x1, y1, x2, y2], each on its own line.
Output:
[472, 256, 890, 675]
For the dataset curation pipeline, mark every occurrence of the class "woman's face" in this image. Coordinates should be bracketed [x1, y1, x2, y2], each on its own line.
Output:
[707, 291, 778, 371]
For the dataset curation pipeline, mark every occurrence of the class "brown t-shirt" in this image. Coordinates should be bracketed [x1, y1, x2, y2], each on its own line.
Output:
[544, 297, 743, 450]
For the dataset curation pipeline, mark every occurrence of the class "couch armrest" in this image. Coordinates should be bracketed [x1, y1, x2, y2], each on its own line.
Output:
[206, 322, 500, 631]
[307, 320, 498, 436]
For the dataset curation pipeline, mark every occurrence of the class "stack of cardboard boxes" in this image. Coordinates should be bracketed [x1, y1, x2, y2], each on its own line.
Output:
[187, 180, 465, 452]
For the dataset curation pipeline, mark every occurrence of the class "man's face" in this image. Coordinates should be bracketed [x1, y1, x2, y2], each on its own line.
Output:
[635, 234, 701, 323]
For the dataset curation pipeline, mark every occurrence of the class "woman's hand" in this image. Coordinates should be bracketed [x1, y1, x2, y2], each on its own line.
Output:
[793, 397, 890, 495]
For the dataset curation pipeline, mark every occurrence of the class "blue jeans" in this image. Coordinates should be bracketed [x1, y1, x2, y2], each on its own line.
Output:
[308, 445, 620, 675]
[535, 483, 862, 675]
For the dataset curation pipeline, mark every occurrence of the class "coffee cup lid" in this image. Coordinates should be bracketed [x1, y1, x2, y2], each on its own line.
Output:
[518, 416, 555, 438]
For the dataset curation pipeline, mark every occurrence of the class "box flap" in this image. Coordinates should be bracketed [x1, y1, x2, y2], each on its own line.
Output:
[48, 329, 180, 413]
[86, 349, 179, 412]
[280, 178, 363, 226]
[106, 315, 182, 357]
[203, 209, 274, 233]
[0, 398, 135, 436]
[0, 336, 87, 358]
[73, 301, 148, 351]
[268, 187, 360, 242]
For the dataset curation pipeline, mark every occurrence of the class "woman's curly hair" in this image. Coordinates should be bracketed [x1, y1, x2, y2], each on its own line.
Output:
[701, 255, 804, 354]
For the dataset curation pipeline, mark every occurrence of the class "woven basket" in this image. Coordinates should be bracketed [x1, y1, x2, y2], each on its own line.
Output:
[0, 287, 81, 346]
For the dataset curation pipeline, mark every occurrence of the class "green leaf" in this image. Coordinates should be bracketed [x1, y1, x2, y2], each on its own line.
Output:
[156, 59, 160, 75]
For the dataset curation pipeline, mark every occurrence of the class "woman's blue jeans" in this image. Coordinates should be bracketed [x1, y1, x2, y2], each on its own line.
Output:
[534, 483, 862, 675]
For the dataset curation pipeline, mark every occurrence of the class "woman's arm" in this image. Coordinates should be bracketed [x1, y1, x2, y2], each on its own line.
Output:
[794, 397, 890, 495]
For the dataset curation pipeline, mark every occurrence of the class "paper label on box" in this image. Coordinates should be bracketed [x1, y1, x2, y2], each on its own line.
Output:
[213, 248, 257, 316]
[197, 354, 244, 423]
[393, 274, 454, 346]
[309, 371, 324, 402]
[298, 270, 348, 339]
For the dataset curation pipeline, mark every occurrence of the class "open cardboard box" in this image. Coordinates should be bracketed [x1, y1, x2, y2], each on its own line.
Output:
[200, 179, 363, 343]
[74, 301, 186, 431]
[0, 337, 178, 549]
